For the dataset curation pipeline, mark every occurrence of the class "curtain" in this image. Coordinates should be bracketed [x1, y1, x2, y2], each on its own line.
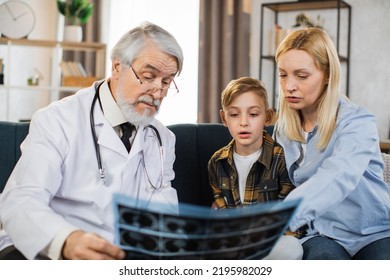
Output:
[198, 0, 252, 123]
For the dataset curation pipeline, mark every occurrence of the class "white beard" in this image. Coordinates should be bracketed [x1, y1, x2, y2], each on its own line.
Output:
[116, 89, 161, 126]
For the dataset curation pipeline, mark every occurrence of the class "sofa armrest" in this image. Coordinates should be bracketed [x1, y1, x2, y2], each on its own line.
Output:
[0, 121, 30, 193]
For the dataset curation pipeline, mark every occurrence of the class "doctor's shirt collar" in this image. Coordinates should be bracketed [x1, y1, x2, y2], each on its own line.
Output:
[99, 79, 128, 127]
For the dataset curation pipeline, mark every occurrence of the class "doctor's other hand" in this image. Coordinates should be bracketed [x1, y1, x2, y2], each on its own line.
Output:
[62, 230, 126, 260]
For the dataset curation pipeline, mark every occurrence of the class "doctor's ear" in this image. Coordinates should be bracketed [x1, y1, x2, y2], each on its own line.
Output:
[112, 59, 122, 78]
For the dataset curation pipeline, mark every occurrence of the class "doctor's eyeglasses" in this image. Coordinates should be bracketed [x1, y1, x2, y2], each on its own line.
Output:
[130, 66, 179, 97]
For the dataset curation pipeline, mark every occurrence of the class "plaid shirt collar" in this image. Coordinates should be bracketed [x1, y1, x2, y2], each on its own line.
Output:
[214, 130, 274, 170]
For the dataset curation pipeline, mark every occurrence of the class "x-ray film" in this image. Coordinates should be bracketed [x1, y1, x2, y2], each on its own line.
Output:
[113, 193, 300, 260]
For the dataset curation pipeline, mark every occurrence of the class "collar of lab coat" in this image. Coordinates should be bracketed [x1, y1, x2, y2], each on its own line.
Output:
[91, 80, 144, 158]
[92, 99, 148, 159]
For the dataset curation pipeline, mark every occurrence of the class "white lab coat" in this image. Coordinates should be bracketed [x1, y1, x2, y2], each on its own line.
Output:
[0, 82, 178, 259]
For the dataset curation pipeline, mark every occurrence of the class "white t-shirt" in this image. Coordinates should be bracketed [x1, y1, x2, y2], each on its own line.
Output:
[233, 148, 262, 201]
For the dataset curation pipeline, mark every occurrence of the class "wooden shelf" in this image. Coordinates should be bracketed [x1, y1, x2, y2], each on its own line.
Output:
[261, 54, 348, 62]
[264, 0, 351, 12]
[0, 37, 106, 121]
[0, 37, 56, 48]
[380, 139, 390, 153]
[0, 37, 105, 51]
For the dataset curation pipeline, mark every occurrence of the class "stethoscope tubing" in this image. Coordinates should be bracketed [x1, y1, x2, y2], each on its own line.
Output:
[90, 82, 105, 183]
[90, 81, 163, 186]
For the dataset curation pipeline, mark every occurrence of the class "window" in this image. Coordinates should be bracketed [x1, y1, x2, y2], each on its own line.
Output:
[108, 0, 199, 125]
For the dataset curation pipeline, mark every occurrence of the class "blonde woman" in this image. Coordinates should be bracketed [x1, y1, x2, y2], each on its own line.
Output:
[274, 28, 390, 259]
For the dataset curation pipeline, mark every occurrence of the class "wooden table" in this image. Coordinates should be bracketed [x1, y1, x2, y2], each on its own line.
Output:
[380, 139, 390, 153]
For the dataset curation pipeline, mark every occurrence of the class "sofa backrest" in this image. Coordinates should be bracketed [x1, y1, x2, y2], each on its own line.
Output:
[168, 123, 232, 206]
[0, 121, 275, 207]
[0, 121, 233, 204]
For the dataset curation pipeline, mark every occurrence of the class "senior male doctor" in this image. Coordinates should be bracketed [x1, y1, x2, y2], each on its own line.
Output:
[0, 22, 183, 260]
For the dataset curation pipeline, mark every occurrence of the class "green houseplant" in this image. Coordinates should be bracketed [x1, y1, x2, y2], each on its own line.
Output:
[56, 0, 93, 26]
[57, 0, 93, 42]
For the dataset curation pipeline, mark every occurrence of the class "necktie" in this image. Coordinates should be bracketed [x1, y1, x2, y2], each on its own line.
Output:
[120, 123, 135, 152]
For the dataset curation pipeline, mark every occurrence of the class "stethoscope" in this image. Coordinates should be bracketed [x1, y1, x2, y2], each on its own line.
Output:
[90, 81, 164, 189]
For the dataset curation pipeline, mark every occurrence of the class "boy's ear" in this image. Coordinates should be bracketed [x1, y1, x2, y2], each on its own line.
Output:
[265, 108, 275, 126]
[219, 110, 227, 126]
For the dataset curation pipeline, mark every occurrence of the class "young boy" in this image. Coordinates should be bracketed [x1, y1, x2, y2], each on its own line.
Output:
[208, 77, 302, 259]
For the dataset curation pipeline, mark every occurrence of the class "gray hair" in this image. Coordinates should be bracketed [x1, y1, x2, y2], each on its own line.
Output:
[110, 22, 184, 75]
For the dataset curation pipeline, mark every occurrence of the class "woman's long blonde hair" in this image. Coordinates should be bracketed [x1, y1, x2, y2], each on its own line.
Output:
[275, 28, 341, 150]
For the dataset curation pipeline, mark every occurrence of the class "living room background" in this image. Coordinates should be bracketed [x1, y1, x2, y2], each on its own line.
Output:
[0, 0, 389, 139]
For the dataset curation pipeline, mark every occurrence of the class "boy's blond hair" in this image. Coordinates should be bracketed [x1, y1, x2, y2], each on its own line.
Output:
[221, 77, 270, 111]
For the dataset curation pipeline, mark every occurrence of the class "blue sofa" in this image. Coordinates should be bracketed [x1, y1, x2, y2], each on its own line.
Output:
[0, 121, 236, 206]
[0, 121, 277, 206]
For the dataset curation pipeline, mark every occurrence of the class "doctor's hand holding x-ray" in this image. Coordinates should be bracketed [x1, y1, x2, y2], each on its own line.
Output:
[0, 22, 184, 260]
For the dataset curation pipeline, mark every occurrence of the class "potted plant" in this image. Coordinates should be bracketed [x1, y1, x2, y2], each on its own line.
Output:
[292, 13, 323, 29]
[57, 0, 93, 42]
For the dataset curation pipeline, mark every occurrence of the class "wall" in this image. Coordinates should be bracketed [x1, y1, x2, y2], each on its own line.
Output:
[250, 0, 390, 139]
[106, 0, 200, 126]
[350, 0, 390, 139]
